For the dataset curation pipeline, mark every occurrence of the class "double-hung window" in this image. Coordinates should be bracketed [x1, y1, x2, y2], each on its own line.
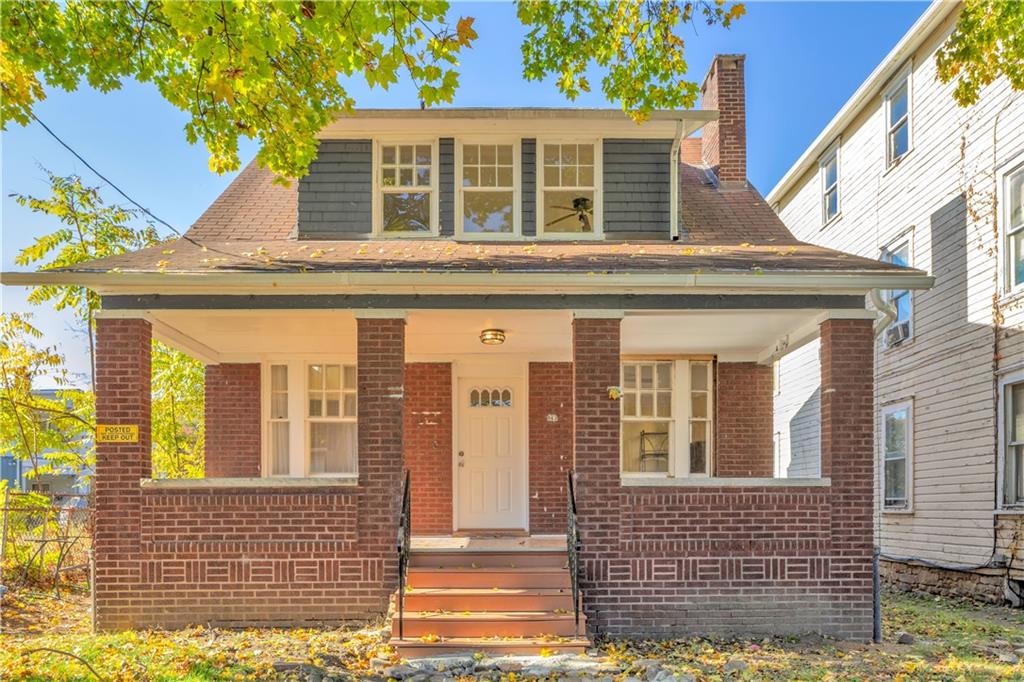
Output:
[881, 401, 912, 511]
[620, 359, 712, 477]
[1003, 375, 1024, 507]
[376, 141, 438, 234]
[539, 141, 600, 236]
[881, 238, 912, 346]
[885, 73, 911, 167]
[458, 142, 519, 236]
[268, 365, 290, 475]
[264, 360, 357, 477]
[1004, 163, 1023, 292]
[306, 363, 358, 474]
[820, 145, 840, 224]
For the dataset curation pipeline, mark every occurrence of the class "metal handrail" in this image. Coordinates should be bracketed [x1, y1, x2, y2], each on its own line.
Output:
[566, 469, 581, 637]
[396, 469, 411, 639]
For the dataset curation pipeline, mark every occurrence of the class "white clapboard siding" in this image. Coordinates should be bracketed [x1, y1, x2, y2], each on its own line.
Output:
[773, 5, 1024, 569]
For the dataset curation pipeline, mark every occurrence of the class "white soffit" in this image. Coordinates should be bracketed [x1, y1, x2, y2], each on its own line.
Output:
[144, 308, 827, 364]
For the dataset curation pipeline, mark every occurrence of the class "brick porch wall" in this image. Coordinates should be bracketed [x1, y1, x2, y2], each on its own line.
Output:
[404, 362, 453, 535]
[529, 362, 574, 534]
[130, 485, 378, 627]
[573, 316, 875, 640]
[715, 362, 773, 477]
[204, 363, 261, 477]
[93, 317, 404, 630]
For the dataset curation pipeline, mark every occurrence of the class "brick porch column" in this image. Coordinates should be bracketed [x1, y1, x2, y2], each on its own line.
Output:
[572, 313, 622, 556]
[819, 317, 874, 638]
[356, 313, 406, 561]
[204, 363, 261, 477]
[93, 317, 151, 630]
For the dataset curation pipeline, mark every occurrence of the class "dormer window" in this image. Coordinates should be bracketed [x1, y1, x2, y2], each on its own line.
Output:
[374, 141, 439, 235]
[457, 141, 520, 237]
[538, 141, 602, 237]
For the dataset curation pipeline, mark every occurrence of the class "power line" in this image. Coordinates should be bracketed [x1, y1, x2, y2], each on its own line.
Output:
[29, 113, 297, 271]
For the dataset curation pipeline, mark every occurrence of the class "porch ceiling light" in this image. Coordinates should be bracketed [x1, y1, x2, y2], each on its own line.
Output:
[479, 328, 506, 346]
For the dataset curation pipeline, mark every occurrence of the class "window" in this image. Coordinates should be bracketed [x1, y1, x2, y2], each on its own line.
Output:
[620, 359, 712, 477]
[881, 238, 912, 346]
[469, 387, 513, 407]
[263, 360, 357, 476]
[885, 73, 911, 166]
[268, 365, 290, 475]
[881, 401, 912, 510]
[458, 143, 519, 236]
[376, 142, 437, 234]
[1004, 164, 1024, 292]
[307, 364, 357, 474]
[539, 141, 600, 236]
[1003, 376, 1024, 507]
[820, 145, 840, 224]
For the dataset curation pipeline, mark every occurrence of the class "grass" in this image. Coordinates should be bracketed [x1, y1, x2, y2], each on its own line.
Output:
[1, 587, 1022, 681]
[598, 591, 1024, 681]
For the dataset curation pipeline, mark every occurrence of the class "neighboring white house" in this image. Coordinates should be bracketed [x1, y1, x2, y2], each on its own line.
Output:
[768, 0, 1024, 603]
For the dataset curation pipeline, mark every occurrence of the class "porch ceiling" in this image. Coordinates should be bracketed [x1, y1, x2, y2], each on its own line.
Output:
[140, 308, 837, 365]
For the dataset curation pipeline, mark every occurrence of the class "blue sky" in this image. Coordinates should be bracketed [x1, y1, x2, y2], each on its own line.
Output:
[1, 1, 928, 384]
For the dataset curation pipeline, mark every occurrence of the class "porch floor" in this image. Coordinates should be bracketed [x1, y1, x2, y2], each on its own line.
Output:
[410, 535, 565, 552]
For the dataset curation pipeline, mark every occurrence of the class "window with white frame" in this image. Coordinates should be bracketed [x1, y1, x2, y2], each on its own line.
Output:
[264, 361, 357, 476]
[820, 145, 840, 224]
[539, 142, 599, 235]
[885, 74, 911, 166]
[307, 363, 358, 474]
[881, 238, 912, 346]
[459, 143, 518, 235]
[881, 401, 912, 510]
[377, 142, 436, 234]
[1003, 377, 1024, 507]
[1005, 163, 1023, 292]
[620, 359, 712, 477]
[268, 365, 290, 475]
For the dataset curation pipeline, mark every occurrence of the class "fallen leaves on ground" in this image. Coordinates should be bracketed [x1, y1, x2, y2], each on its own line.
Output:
[2, 588, 395, 681]
[2, 588, 1023, 680]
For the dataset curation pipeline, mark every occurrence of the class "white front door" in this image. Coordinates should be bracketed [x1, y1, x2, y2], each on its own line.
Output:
[456, 376, 526, 530]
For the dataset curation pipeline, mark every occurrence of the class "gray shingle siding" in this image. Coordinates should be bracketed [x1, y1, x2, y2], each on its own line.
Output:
[602, 139, 672, 238]
[439, 138, 455, 235]
[522, 139, 537, 236]
[297, 139, 372, 239]
[297, 136, 672, 241]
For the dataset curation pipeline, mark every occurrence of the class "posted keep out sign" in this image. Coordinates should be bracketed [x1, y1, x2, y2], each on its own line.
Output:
[96, 424, 139, 443]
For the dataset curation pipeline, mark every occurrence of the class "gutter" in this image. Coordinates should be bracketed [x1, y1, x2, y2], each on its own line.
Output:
[869, 288, 898, 337]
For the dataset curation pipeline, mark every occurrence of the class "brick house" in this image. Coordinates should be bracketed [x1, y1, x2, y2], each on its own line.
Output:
[3, 55, 932, 652]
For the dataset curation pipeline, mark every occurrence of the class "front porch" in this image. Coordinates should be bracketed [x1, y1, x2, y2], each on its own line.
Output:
[92, 303, 876, 642]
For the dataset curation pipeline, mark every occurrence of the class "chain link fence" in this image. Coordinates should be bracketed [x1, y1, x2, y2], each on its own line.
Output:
[0, 488, 92, 596]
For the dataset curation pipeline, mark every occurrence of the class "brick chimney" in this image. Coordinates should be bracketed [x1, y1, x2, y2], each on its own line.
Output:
[700, 54, 747, 187]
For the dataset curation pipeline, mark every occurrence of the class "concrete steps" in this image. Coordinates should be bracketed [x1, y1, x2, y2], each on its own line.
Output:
[407, 567, 571, 589]
[391, 547, 588, 657]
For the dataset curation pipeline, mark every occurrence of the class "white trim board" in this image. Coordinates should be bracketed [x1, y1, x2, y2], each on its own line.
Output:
[4, 270, 937, 295]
